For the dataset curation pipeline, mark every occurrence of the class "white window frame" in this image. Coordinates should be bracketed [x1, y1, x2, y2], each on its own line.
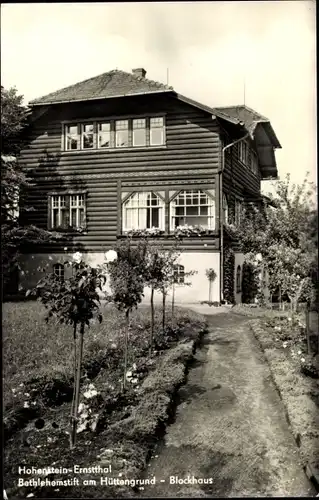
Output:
[53, 263, 65, 281]
[115, 120, 129, 148]
[65, 124, 80, 151]
[150, 117, 165, 146]
[98, 122, 111, 149]
[81, 123, 95, 149]
[122, 191, 165, 232]
[132, 118, 146, 147]
[173, 264, 185, 284]
[49, 193, 86, 230]
[170, 189, 215, 231]
[63, 116, 166, 151]
[70, 194, 85, 228]
[51, 195, 67, 228]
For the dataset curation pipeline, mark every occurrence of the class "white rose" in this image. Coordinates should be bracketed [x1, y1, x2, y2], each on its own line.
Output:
[105, 250, 118, 263]
[73, 252, 83, 264]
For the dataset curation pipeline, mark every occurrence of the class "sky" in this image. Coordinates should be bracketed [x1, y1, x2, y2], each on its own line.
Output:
[1, 1, 316, 192]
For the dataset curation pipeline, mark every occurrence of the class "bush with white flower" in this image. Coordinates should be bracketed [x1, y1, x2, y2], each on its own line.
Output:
[28, 251, 108, 448]
[174, 224, 213, 238]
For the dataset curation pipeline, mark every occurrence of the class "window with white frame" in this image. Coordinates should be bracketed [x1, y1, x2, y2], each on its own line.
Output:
[173, 264, 185, 284]
[150, 117, 165, 146]
[64, 116, 165, 151]
[133, 119, 146, 147]
[235, 199, 242, 226]
[65, 125, 79, 150]
[115, 120, 129, 148]
[98, 122, 111, 148]
[170, 190, 215, 229]
[51, 195, 67, 228]
[81, 123, 94, 149]
[49, 193, 86, 230]
[70, 194, 85, 228]
[222, 194, 228, 224]
[123, 192, 164, 231]
[53, 263, 65, 281]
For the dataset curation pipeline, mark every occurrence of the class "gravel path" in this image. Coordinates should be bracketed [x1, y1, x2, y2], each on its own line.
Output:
[139, 312, 315, 497]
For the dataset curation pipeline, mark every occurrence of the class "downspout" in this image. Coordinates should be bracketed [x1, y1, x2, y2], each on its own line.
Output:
[219, 132, 250, 303]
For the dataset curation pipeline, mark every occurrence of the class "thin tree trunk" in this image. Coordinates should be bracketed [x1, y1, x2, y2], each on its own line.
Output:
[123, 309, 129, 390]
[306, 306, 311, 355]
[150, 287, 154, 356]
[162, 291, 166, 331]
[279, 285, 282, 310]
[172, 283, 175, 322]
[70, 321, 84, 449]
[69, 322, 77, 448]
[209, 281, 212, 302]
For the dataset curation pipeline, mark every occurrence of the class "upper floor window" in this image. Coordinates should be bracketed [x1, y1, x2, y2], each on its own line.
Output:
[116, 120, 129, 148]
[238, 141, 249, 165]
[150, 117, 165, 146]
[170, 190, 215, 230]
[122, 192, 165, 231]
[49, 192, 86, 230]
[65, 125, 79, 150]
[82, 123, 94, 149]
[133, 119, 146, 147]
[63, 116, 165, 151]
[222, 194, 228, 224]
[98, 122, 111, 148]
[53, 263, 65, 281]
[173, 264, 185, 284]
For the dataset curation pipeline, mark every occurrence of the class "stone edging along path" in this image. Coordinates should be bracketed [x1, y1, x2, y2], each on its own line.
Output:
[249, 319, 319, 492]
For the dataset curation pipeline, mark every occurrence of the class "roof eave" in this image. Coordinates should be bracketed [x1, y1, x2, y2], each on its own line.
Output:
[29, 88, 176, 107]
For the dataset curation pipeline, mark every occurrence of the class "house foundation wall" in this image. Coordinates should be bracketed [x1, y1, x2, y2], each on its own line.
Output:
[18, 251, 220, 305]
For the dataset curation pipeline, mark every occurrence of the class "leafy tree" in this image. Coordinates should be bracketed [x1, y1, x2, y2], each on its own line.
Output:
[234, 173, 317, 311]
[1, 86, 53, 295]
[29, 252, 107, 448]
[106, 239, 147, 389]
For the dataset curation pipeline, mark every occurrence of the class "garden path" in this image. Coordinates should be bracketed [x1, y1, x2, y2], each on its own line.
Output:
[140, 312, 316, 497]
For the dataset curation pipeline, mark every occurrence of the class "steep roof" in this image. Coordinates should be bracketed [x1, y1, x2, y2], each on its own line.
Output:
[29, 69, 174, 105]
[213, 104, 281, 148]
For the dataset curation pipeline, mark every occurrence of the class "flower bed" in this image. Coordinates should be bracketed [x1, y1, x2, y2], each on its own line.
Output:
[249, 315, 319, 491]
[3, 301, 206, 498]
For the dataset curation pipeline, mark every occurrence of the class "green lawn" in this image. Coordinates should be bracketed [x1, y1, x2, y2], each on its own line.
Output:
[3, 300, 206, 499]
[3, 300, 204, 410]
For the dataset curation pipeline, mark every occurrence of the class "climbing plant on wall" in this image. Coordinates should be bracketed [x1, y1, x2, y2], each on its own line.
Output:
[223, 243, 235, 304]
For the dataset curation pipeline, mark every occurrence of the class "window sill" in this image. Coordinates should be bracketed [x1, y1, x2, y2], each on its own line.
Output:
[51, 228, 88, 235]
[117, 231, 218, 239]
[61, 145, 167, 155]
